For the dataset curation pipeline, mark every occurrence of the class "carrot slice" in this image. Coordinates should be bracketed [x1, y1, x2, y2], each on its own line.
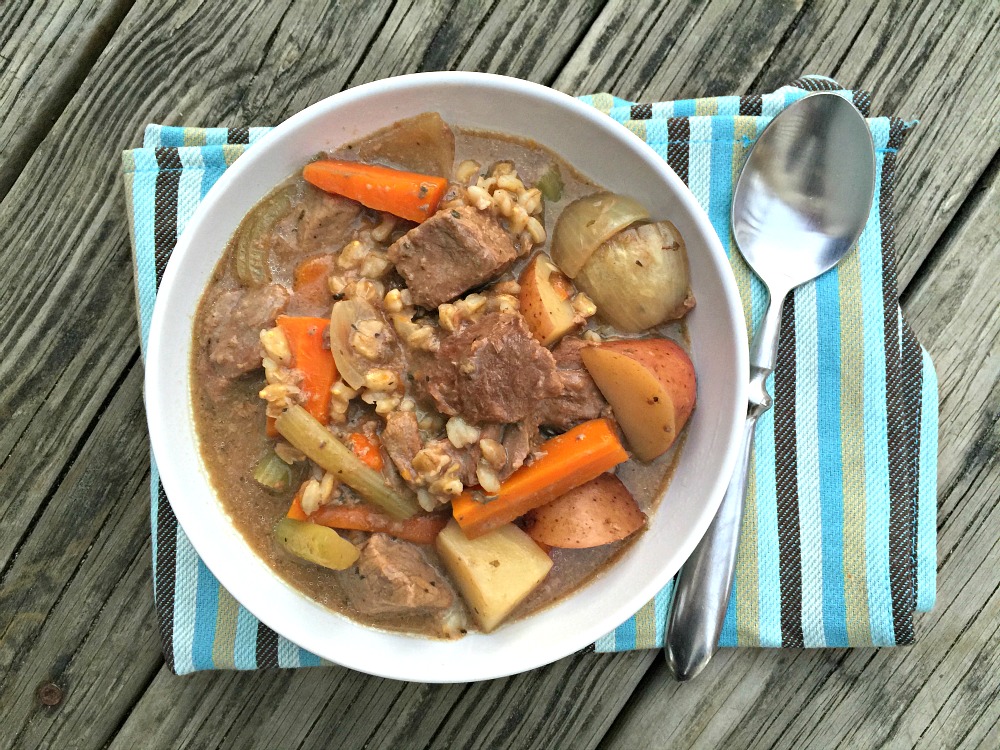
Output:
[347, 433, 384, 472]
[294, 255, 336, 290]
[266, 415, 279, 438]
[452, 418, 629, 539]
[309, 504, 448, 545]
[302, 159, 447, 223]
[287, 490, 308, 521]
[276, 316, 337, 423]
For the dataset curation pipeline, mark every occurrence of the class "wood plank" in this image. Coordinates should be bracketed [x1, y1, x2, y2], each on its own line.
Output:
[597, 156, 1000, 750]
[0, 365, 163, 750]
[748, 0, 1000, 289]
[107, 663, 464, 750]
[425, 652, 655, 750]
[231, 0, 608, 117]
[0, 0, 390, 577]
[107, 649, 655, 750]
[0, 0, 133, 199]
[181, 1, 396, 127]
[553, 0, 805, 99]
[435, 0, 605, 84]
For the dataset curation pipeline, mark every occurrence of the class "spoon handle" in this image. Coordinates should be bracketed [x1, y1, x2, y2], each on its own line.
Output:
[664, 290, 786, 680]
[664, 411, 756, 679]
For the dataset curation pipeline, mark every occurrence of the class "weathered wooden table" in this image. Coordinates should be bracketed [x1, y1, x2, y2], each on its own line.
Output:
[2, 1, 997, 747]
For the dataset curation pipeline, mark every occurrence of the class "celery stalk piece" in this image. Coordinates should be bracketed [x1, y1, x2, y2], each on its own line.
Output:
[275, 404, 419, 519]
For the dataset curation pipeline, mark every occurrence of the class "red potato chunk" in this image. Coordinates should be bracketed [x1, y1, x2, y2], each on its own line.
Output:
[518, 253, 579, 346]
[581, 338, 696, 462]
[522, 474, 646, 548]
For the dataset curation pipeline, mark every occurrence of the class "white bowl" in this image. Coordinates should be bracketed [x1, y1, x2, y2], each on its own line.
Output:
[146, 72, 749, 682]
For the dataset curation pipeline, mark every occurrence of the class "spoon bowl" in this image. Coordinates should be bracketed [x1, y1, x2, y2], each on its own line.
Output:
[732, 93, 876, 295]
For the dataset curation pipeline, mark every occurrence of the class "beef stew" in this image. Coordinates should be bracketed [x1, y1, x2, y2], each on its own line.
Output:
[191, 113, 697, 638]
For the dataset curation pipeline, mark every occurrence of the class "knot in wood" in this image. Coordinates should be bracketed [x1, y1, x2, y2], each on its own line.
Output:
[36, 681, 63, 707]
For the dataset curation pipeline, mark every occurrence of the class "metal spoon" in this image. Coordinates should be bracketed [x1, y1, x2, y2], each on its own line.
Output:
[664, 92, 876, 680]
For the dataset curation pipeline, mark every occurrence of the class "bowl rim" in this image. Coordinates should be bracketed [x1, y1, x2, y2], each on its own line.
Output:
[145, 71, 749, 682]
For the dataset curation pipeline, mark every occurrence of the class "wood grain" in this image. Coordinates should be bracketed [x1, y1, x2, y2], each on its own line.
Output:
[0, 0, 134, 199]
[0, 0, 315, 578]
[348, 0, 606, 87]
[0, 364, 162, 750]
[554, 0, 805, 99]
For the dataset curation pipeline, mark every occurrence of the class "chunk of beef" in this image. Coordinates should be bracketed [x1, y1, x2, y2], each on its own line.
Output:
[433, 422, 500, 487]
[414, 312, 562, 423]
[381, 411, 422, 483]
[203, 284, 289, 378]
[536, 336, 608, 430]
[296, 187, 363, 256]
[388, 206, 517, 308]
[339, 533, 454, 617]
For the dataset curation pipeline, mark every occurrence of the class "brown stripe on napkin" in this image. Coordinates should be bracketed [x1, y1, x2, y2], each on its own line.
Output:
[227, 127, 250, 144]
[666, 118, 690, 185]
[901, 322, 924, 604]
[738, 94, 763, 116]
[255, 622, 280, 667]
[879, 119, 916, 644]
[155, 482, 179, 672]
[153, 148, 181, 287]
[852, 90, 872, 118]
[789, 76, 841, 92]
[630, 103, 653, 120]
[788, 78, 872, 117]
[774, 296, 804, 648]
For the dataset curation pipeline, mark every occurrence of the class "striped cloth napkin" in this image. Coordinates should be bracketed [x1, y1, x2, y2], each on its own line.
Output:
[122, 76, 937, 675]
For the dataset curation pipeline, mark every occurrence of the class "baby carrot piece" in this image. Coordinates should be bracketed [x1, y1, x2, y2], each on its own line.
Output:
[302, 159, 447, 223]
[287, 490, 308, 521]
[309, 504, 449, 545]
[452, 418, 629, 539]
[347, 433, 384, 472]
[276, 316, 337, 423]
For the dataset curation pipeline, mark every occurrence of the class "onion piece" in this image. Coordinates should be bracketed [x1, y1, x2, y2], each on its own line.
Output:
[575, 220, 695, 332]
[550, 192, 650, 278]
[233, 184, 295, 287]
[329, 298, 380, 390]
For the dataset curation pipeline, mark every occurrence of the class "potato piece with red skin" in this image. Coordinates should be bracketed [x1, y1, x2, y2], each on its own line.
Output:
[518, 254, 579, 346]
[522, 474, 646, 548]
[580, 338, 696, 462]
